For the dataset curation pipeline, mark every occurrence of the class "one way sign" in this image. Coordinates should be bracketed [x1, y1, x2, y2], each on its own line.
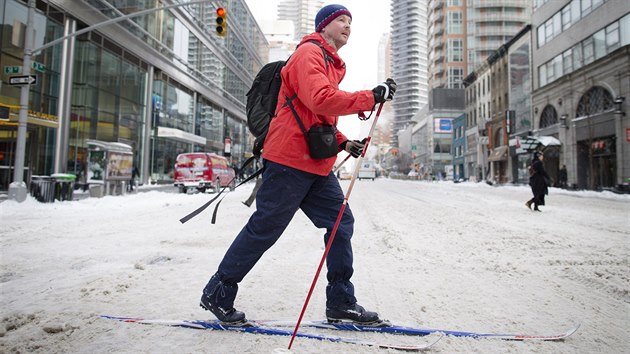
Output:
[9, 75, 37, 86]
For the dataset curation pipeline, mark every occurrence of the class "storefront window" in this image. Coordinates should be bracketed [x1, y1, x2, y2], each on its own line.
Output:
[196, 98, 223, 147]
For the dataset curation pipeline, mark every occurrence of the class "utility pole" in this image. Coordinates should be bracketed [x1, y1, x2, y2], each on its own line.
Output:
[7, 0, 35, 202]
[7, 0, 211, 202]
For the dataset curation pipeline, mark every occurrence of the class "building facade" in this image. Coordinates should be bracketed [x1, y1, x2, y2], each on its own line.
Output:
[419, 0, 530, 180]
[465, 0, 531, 74]
[277, 0, 322, 41]
[531, 0, 630, 190]
[0, 0, 268, 191]
[391, 0, 429, 146]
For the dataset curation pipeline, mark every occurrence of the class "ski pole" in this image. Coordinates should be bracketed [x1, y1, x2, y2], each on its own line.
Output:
[288, 102, 385, 350]
[333, 154, 351, 174]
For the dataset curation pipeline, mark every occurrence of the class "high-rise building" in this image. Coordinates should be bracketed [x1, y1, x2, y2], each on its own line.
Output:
[390, 0, 429, 146]
[428, 0, 531, 90]
[278, 0, 323, 41]
[465, 0, 531, 74]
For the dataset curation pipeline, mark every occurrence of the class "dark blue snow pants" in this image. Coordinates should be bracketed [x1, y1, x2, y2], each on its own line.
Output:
[216, 160, 357, 309]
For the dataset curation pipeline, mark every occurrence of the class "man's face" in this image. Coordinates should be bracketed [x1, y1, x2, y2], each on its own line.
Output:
[321, 15, 352, 49]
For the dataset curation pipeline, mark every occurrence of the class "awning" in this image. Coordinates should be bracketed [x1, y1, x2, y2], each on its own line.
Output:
[157, 126, 206, 145]
[519, 136, 561, 151]
[488, 145, 508, 162]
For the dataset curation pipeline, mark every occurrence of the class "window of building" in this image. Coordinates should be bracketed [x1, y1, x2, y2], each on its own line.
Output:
[605, 22, 620, 52]
[573, 42, 583, 71]
[538, 0, 610, 48]
[448, 11, 463, 34]
[576, 86, 614, 117]
[593, 28, 606, 60]
[622, 14, 630, 46]
[581, 0, 593, 17]
[539, 64, 547, 87]
[447, 0, 462, 6]
[539, 105, 558, 128]
[562, 48, 573, 74]
[561, 5, 572, 31]
[582, 36, 594, 65]
[448, 39, 463, 61]
[537, 24, 546, 48]
[448, 67, 464, 88]
[552, 12, 562, 39]
[545, 18, 554, 43]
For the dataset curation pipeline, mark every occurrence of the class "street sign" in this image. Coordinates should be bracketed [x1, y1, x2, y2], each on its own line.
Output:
[32, 62, 46, 72]
[9, 75, 37, 86]
[4, 66, 22, 74]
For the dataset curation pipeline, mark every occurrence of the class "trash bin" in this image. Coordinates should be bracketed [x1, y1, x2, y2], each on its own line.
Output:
[52, 173, 76, 201]
[30, 176, 56, 203]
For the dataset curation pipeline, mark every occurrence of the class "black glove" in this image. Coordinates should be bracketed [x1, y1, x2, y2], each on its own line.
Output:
[372, 78, 397, 103]
[340, 138, 367, 158]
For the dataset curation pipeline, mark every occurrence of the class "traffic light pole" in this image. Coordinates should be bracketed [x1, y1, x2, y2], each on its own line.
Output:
[8, 0, 35, 202]
[8, 0, 211, 201]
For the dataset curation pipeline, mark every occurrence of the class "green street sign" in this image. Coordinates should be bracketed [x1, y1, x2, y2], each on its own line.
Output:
[32, 62, 46, 72]
[3, 66, 22, 74]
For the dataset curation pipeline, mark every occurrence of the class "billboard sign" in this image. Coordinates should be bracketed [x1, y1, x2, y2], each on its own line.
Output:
[434, 118, 453, 133]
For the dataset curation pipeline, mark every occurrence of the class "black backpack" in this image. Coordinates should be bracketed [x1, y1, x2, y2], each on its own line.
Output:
[245, 60, 285, 156]
[245, 40, 330, 156]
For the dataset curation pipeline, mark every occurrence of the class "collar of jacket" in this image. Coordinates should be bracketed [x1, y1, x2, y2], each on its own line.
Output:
[298, 32, 346, 69]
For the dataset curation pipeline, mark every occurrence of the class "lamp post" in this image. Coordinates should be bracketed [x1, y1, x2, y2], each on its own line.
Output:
[613, 96, 625, 187]
[7, 0, 35, 202]
[560, 114, 569, 129]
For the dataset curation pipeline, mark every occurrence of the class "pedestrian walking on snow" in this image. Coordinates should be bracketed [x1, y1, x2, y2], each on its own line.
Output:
[526, 151, 550, 212]
[200, 4, 396, 324]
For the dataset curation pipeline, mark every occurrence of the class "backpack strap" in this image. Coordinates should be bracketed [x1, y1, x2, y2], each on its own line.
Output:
[281, 40, 332, 135]
[306, 39, 332, 71]
[179, 156, 263, 224]
[284, 94, 308, 135]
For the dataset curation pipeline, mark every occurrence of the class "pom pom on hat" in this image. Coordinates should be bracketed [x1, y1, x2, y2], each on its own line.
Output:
[315, 4, 352, 32]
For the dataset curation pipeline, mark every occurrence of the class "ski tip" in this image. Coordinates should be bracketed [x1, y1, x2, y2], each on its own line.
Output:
[510, 323, 581, 341]
[423, 332, 443, 349]
[560, 323, 581, 340]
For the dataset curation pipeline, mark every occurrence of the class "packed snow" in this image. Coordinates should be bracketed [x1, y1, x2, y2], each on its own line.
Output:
[1, 179, 628, 353]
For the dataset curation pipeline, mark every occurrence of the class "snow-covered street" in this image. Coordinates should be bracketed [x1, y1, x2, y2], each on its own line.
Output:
[1, 180, 628, 353]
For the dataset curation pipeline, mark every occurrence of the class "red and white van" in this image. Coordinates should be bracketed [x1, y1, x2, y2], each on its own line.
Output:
[173, 153, 236, 193]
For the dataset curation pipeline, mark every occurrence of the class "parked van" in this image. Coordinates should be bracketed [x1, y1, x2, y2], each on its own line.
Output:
[173, 153, 235, 193]
[358, 160, 377, 180]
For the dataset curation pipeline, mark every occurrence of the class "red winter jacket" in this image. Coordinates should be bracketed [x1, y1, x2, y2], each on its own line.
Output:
[262, 33, 376, 176]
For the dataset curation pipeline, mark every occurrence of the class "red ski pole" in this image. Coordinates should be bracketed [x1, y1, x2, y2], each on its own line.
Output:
[288, 102, 385, 350]
[333, 154, 352, 174]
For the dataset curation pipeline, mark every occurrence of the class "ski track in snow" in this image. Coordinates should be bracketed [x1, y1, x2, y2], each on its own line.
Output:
[0, 180, 628, 353]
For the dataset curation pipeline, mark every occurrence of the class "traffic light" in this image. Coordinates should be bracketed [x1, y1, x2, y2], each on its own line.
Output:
[216, 7, 227, 37]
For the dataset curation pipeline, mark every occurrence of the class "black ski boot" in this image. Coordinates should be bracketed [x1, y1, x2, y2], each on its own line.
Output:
[200, 273, 246, 324]
[326, 303, 381, 325]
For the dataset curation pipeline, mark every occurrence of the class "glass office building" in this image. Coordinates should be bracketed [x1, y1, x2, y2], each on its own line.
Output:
[0, 0, 267, 190]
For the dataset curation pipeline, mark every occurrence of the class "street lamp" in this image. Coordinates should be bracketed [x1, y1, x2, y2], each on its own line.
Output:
[614, 96, 625, 115]
[560, 114, 569, 129]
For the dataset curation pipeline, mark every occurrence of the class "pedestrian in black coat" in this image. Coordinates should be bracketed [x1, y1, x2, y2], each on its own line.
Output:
[526, 151, 550, 212]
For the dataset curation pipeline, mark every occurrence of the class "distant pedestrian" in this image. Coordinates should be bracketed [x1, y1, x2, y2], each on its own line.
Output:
[129, 166, 139, 192]
[526, 151, 550, 212]
[558, 165, 568, 188]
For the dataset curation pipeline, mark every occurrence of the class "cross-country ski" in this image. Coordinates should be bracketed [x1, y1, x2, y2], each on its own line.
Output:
[100, 315, 442, 351]
[258, 319, 580, 341]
